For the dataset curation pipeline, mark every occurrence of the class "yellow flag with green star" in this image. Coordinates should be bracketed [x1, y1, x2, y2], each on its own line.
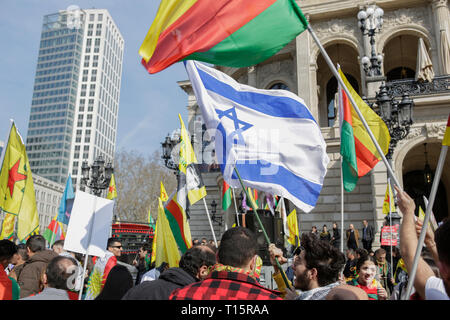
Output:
[0, 122, 39, 241]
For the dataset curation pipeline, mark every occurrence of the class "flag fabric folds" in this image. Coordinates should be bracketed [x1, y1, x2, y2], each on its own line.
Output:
[245, 187, 259, 210]
[165, 191, 193, 254]
[0, 213, 15, 240]
[178, 114, 207, 208]
[338, 68, 391, 192]
[42, 215, 65, 245]
[0, 122, 39, 241]
[84, 251, 117, 300]
[185, 60, 329, 213]
[222, 180, 232, 211]
[139, 0, 309, 74]
[286, 208, 299, 246]
[106, 173, 117, 200]
[56, 175, 75, 225]
[382, 183, 396, 215]
[152, 197, 181, 267]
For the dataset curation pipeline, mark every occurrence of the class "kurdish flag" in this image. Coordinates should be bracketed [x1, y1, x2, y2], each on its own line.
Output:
[443, 113, 450, 146]
[106, 173, 117, 200]
[42, 214, 65, 246]
[0, 122, 39, 241]
[140, 0, 308, 74]
[338, 69, 391, 192]
[222, 180, 232, 211]
[382, 183, 396, 215]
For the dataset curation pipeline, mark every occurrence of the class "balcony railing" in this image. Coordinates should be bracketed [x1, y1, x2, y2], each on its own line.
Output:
[386, 75, 450, 98]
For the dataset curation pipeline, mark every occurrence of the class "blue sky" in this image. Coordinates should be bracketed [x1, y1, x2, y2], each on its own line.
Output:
[0, 0, 189, 156]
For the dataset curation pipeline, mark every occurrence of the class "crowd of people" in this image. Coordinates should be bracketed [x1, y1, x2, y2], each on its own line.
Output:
[0, 187, 449, 301]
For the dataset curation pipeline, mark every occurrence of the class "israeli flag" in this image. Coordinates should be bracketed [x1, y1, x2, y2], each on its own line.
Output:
[185, 61, 329, 213]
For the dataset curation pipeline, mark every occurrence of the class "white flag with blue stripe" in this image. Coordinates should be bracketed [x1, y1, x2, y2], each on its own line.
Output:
[185, 61, 329, 213]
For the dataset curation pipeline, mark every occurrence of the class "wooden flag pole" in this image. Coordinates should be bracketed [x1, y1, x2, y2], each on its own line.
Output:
[403, 143, 448, 299]
[307, 25, 403, 191]
[233, 167, 292, 290]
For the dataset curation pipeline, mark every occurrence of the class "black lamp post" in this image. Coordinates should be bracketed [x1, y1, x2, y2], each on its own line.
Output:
[80, 155, 114, 197]
[357, 5, 384, 77]
[161, 132, 180, 172]
[210, 199, 222, 225]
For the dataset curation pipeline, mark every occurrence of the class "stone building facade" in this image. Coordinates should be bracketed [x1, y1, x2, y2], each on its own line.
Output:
[178, 0, 450, 250]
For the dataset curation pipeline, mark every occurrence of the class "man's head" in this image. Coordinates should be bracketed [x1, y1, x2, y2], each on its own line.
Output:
[349, 224, 354, 230]
[52, 240, 65, 254]
[139, 243, 151, 259]
[311, 226, 317, 232]
[107, 237, 123, 257]
[12, 243, 28, 265]
[435, 219, 450, 296]
[26, 235, 46, 257]
[217, 227, 257, 271]
[292, 233, 345, 291]
[326, 284, 369, 300]
[375, 248, 386, 264]
[346, 249, 355, 260]
[179, 245, 216, 280]
[363, 220, 368, 227]
[0, 240, 18, 268]
[201, 238, 207, 245]
[44, 256, 78, 290]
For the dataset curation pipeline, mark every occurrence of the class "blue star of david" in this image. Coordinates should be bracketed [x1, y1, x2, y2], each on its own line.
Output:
[215, 106, 253, 145]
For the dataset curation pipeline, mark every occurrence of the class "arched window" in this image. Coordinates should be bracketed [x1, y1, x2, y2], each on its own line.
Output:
[269, 82, 289, 91]
[326, 74, 359, 127]
[386, 67, 415, 81]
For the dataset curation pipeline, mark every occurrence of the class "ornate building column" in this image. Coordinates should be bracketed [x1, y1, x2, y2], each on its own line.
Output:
[430, 0, 450, 75]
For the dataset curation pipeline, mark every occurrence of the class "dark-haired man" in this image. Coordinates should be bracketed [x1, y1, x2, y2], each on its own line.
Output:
[270, 232, 346, 300]
[170, 226, 282, 300]
[21, 256, 79, 300]
[122, 244, 216, 300]
[17, 235, 58, 298]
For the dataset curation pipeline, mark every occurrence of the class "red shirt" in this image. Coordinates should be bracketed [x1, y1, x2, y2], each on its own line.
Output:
[170, 270, 282, 300]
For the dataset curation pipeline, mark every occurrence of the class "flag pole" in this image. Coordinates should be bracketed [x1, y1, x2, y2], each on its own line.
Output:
[202, 197, 218, 247]
[388, 177, 394, 280]
[337, 71, 345, 253]
[403, 143, 448, 299]
[231, 187, 240, 227]
[307, 25, 402, 191]
[233, 167, 292, 289]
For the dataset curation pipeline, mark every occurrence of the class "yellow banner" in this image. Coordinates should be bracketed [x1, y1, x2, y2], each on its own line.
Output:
[0, 123, 39, 241]
[382, 183, 396, 215]
[0, 213, 16, 240]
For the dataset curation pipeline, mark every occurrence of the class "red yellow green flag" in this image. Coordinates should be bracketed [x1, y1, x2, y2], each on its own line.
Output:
[0, 122, 39, 241]
[338, 69, 391, 192]
[139, 0, 308, 74]
[152, 197, 181, 267]
[222, 180, 232, 211]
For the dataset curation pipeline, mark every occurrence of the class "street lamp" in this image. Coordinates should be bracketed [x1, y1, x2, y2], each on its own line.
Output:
[210, 199, 222, 225]
[358, 5, 384, 77]
[80, 154, 114, 197]
[161, 132, 180, 171]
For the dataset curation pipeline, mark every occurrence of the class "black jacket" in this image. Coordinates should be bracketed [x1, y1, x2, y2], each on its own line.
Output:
[121, 267, 197, 300]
